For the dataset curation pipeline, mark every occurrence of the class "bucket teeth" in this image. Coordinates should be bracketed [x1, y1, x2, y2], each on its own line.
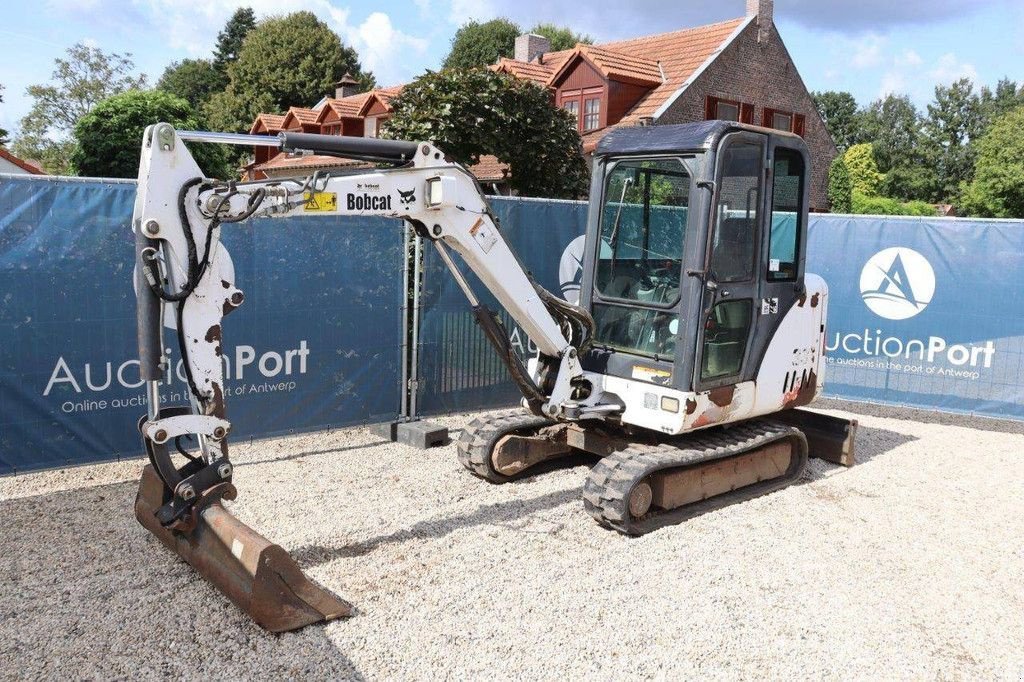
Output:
[135, 465, 353, 632]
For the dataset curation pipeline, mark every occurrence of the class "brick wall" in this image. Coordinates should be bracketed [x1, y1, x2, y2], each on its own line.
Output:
[656, 21, 837, 210]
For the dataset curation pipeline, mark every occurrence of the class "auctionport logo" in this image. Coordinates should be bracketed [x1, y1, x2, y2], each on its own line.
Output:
[859, 247, 935, 320]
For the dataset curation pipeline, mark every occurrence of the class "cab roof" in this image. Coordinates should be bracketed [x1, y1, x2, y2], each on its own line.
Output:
[596, 120, 800, 157]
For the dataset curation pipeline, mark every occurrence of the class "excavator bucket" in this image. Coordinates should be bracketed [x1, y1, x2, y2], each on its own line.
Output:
[134, 465, 353, 632]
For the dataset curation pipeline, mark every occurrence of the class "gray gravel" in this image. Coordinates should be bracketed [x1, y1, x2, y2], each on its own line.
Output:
[2, 404, 1023, 680]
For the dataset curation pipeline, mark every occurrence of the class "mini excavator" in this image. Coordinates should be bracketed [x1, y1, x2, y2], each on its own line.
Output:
[131, 121, 855, 632]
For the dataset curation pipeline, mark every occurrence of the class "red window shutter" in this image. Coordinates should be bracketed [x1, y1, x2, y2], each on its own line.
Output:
[794, 114, 806, 137]
[705, 96, 718, 120]
[762, 107, 774, 127]
[740, 103, 754, 124]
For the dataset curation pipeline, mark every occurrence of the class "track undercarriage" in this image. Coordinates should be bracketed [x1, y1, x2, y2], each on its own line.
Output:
[458, 409, 856, 535]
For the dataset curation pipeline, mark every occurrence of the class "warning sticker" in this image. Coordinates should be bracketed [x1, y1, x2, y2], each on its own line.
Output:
[303, 192, 337, 212]
[631, 365, 672, 385]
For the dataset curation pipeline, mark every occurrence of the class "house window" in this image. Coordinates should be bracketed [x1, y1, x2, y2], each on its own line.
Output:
[584, 98, 600, 131]
[705, 96, 753, 124]
[717, 101, 740, 121]
[763, 108, 806, 137]
[365, 116, 378, 138]
[563, 100, 579, 118]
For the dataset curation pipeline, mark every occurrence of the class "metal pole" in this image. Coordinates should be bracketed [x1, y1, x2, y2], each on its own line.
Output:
[409, 232, 423, 419]
[399, 222, 411, 420]
[177, 130, 283, 147]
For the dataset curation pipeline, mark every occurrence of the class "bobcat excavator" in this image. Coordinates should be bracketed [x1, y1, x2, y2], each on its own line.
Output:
[131, 120, 855, 632]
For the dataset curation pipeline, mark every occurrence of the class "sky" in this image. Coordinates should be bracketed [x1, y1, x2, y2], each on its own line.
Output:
[1, 0, 1022, 137]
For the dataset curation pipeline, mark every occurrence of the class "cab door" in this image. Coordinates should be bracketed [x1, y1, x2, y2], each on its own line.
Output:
[693, 132, 766, 391]
[692, 132, 810, 392]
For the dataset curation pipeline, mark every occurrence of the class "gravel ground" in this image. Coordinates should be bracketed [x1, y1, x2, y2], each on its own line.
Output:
[2, 403, 1023, 680]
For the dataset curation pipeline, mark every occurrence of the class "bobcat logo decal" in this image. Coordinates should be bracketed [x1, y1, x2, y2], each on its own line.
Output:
[397, 188, 416, 206]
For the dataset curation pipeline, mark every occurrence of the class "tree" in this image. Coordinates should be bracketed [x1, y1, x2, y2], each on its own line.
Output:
[529, 23, 593, 51]
[213, 7, 257, 76]
[827, 155, 852, 213]
[442, 19, 521, 69]
[923, 78, 982, 201]
[13, 43, 146, 174]
[382, 69, 587, 198]
[960, 106, 1024, 218]
[977, 78, 1023, 138]
[70, 90, 228, 179]
[205, 12, 374, 134]
[859, 94, 922, 174]
[881, 165, 938, 204]
[843, 144, 884, 197]
[157, 58, 225, 110]
[812, 91, 861, 152]
[0, 84, 8, 146]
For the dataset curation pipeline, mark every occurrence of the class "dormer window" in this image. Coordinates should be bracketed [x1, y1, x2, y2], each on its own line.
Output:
[584, 98, 601, 131]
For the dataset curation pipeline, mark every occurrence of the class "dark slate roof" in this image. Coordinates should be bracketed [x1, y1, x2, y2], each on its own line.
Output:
[596, 120, 735, 156]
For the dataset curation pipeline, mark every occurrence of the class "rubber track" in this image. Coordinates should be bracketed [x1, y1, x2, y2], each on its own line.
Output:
[457, 410, 555, 483]
[582, 419, 808, 535]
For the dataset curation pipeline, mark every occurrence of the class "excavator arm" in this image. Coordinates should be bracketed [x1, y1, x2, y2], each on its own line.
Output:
[131, 124, 608, 631]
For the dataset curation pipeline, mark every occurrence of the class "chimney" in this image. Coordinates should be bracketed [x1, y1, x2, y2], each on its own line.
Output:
[514, 33, 551, 63]
[746, 0, 773, 43]
[334, 73, 359, 99]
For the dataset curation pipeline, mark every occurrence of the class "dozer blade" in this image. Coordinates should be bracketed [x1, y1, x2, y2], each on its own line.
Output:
[135, 465, 353, 632]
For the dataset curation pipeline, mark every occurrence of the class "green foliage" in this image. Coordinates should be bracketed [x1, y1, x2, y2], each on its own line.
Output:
[827, 155, 852, 213]
[960, 106, 1024, 218]
[442, 19, 521, 69]
[0, 84, 8, 146]
[923, 78, 982, 201]
[977, 78, 1023, 137]
[812, 91, 860, 152]
[858, 94, 922, 175]
[14, 43, 146, 173]
[382, 69, 587, 198]
[851, 192, 935, 216]
[213, 7, 256, 75]
[843, 144, 884, 197]
[205, 11, 374, 134]
[157, 58, 225, 110]
[529, 23, 593, 51]
[880, 165, 938, 203]
[70, 90, 228, 179]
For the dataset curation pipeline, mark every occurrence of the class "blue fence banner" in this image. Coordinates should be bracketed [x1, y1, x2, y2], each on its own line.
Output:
[416, 197, 588, 414]
[808, 214, 1024, 419]
[0, 175, 405, 474]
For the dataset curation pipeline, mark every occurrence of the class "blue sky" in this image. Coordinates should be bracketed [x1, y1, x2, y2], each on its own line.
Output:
[1, 0, 1022, 136]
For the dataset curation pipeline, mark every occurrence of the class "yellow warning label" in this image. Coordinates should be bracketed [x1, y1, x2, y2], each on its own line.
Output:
[303, 192, 337, 212]
[631, 365, 672, 384]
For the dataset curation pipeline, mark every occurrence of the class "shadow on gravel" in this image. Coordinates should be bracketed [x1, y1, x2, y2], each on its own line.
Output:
[235, 439, 393, 467]
[0, 480, 367, 680]
[292, 486, 581, 569]
[845, 424, 919, 466]
[817, 397, 1024, 435]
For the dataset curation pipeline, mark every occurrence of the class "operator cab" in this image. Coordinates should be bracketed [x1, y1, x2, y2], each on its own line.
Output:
[579, 120, 810, 393]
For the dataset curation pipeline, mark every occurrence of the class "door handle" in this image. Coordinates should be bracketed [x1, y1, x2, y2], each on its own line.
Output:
[720, 290, 731, 297]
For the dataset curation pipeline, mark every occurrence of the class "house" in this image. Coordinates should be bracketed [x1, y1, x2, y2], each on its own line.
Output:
[245, 0, 836, 207]
[0, 148, 45, 176]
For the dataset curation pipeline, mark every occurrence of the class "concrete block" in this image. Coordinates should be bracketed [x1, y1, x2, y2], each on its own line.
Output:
[369, 421, 399, 441]
[396, 420, 449, 449]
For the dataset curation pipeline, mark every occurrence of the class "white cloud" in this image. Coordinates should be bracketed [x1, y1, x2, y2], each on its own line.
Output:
[347, 12, 429, 85]
[928, 52, 979, 85]
[878, 71, 906, 97]
[447, 0, 495, 26]
[894, 49, 923, 68]
[849, 33, 886, 69]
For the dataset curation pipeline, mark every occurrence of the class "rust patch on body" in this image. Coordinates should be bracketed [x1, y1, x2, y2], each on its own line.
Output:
[797, 293, 807, 307]
[782, 370, 818, 409]
[810, 293, 820, 307]
[707, 384, 735, 407]
[685, 398, 697, 415]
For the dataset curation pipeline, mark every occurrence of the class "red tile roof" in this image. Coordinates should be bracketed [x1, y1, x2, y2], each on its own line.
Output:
[284, 107, 320, 126]
[249, 113, 286, 134]
[0, 147, 46, 174]
[548, 45, 663, 88]
[253, 150, 508, 185]
[320, 92, 373, 119]
[490, 57, 556, 84]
